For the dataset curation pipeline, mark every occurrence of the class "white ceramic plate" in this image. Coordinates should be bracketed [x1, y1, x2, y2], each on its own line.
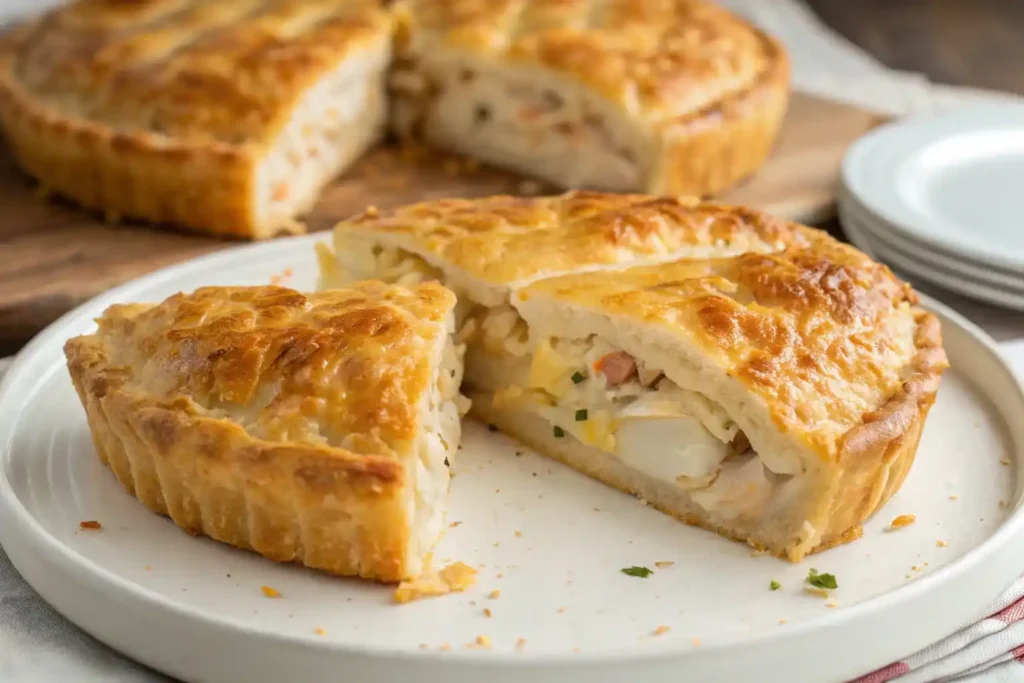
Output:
[838, 188, 1024, 294]
[2, 237, 1024, 683]
[839, 202, 1024, 312]
[842, 103, 1024, 273]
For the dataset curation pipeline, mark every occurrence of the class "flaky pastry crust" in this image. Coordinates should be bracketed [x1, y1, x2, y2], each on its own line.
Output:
[64, 283, 457, 582]
[393, 0, 790, 196]
[0, 0, 390, 238]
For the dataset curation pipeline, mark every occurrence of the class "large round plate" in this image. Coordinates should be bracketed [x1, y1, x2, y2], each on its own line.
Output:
[842, 103, 1024, 273]
[1, 237, 1023, 683]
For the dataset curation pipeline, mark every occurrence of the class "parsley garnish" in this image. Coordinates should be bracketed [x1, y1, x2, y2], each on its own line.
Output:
[575, 409, 588, 421]
[806, 568, 837, 590]
[571, 371, 586, 384]
[553, 426, 565, 438]
[621, 566, 653, 578]
[770, 580, 781, 591]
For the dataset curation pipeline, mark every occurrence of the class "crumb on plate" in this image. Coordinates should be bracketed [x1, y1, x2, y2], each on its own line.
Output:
[488, 589, 501, 599]
[79, 520, 102, 530]
[393, 562, 478, 604]
[653, 625, 671, 636]
[804, 587, 830, 599]
[439, 643, 451, 651]
[261, 586, 281, 598]
[314, 627, 326, 636]
[449, 521, 463, 528]
[936, 540, 948, 548]
[514, 530, 522, 538]
[516, 638, 527, 651]
[654, 561, 675, 569]
[483, 608, 493, 618]
[887, 514, 916, 531]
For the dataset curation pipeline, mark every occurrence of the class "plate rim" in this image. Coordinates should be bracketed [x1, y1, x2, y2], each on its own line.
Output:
[1, 236, 1024, 674]
[841, 102, 1024, 272]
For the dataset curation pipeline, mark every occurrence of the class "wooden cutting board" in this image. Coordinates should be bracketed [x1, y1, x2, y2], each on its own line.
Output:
[0, 92, 885, 353]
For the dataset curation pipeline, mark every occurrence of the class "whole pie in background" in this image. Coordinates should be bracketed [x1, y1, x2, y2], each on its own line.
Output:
[0, 0, 789, 239]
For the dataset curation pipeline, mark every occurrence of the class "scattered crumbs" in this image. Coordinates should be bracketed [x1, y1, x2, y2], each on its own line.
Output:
[557, 607, 566, 614]
[226, 573, 231, 578]
[495, 489, 501, 494]
[621, 566, 653, 578]
[692, 637, 702, 647]
[653, 625, 671, 636]
[439, 643, 451, 652]
[804, 587, 830, 599]
[515, 638, 527, 651]
[394, 562, 478, 604]
[654, 561, 675, 569]
[470, 635, 492, 649]
[79, 520, 102, 530]
[887, 514, 916, 531]
[419, 643, 429, 650]
[493, 542, 500, 548]
[532, 472, 538, 477]
[449, 521, 463, 528]
[145, 566, 152, 571]
[1001, 459, 1011, 467]
[778, 619, 787, 625]
[770, 580, 781, 591]
[750, 548, 767, 557]
[999, 500, 1008, 509]
[488, 589, 501, 599]
[261, 586, 281, 598]
[592, 507, 601, 512]
[936, 540, 948, 548]
[515, 450, 523, 457]
[905, 574, 913, 580]
[826, 602, 838, 609]
[314, 627, 326, 636]
[483, 607, 493, 618]
[949, 495, 959, 501]
[911, 564, 925, 572]
[514, 530, 522, 538]
[496, 573, 504, 579]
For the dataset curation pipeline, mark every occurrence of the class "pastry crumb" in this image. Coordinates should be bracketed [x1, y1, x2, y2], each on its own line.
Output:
[887, 514, 916, 531]
[949, 495, 959, 501]
[653, 625, 671, 636]
[778, 619, 787, 625]
[468, 635, 492, 649]
[449, 521, 463, 528]
[803, 587, 829, 599]
[144, 566, 152, 571]
[261, 586, 281, 598]
[515, 638, 527, 651]
[936, 540, 948, 548]
[557, 607, 566, 614]
[488, 589, 501, 599]
[79, 520, 102, 530]
[1000, 459, 1011, 466]
[654, 561, 675, 569]
[692, 637, 702, 647]
[483, 607, 493, 618]
[314, 627, 326, 636]
[999, 500, 1008, 509]
[826, 602, 837, 608]
[393, 562, 478, 604]
[419, 643, 428, 649]
[439, 643, 451, 651]
[496, 573, 504, 579]
[514, 530, 522, 538]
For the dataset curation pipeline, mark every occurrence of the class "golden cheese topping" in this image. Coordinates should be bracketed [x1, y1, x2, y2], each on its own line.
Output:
[395, 0, 779, 123]
[517, 235, 949, 460]
[3, 0, 390, 147]
[336, 191, 810, 288]
[65, 282, 455, 452]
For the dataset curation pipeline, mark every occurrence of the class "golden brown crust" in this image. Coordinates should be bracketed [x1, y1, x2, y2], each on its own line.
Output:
[394, 0, 790, 196]
[337, 190, 810, 288]
[64, 282, 457, 582]
[0, 0, 390, 238]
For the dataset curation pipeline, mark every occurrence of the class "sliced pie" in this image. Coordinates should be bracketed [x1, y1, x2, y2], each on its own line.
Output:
[321, 192, 948, 560]
[64, 282, 466, 582]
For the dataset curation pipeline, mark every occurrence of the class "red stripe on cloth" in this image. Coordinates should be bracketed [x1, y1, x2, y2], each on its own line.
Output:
[992, 598, 1024, 623]
[1013, 643, 1024, 662]
[852, 661, 910, 682]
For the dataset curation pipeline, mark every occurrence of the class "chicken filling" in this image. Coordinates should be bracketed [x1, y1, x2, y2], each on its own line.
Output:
[500, 336, 796, 519]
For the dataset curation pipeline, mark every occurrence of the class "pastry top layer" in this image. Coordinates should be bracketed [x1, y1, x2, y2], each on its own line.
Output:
[2, 0, 389, 148]
[336, 190, 809, 290]
[516, 235, 949, 460]
[64, 283, 455, 453]
[394, 0, 780, 122]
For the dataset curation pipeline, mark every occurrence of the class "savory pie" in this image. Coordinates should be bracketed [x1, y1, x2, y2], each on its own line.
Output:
[321, 192, 948, 560]
[1, 0, 788, 238]
[0, 0, 392, 238]
[64, 282, 467, 582]
[389, 0, 789, 197]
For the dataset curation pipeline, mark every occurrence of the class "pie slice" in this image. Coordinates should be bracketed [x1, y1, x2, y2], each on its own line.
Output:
[64, 283, 466, 582]
[321, 192, 948, 560]
[0, 0, 391, 238]
[389, 0, 789, 197]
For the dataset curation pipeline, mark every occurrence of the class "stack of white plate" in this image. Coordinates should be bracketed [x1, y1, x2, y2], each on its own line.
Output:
[839, 104, 1024, 311]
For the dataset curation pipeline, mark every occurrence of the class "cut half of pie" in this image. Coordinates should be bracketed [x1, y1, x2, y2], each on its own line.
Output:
[64, 282, 467, 582]
[0, 0, 391, 238]
[321, 192, 948, 560]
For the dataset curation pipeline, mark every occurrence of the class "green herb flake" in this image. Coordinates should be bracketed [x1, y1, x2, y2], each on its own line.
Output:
[571, 371, 586, 384]
[553, 426, 565, 438]
[770, 580, 781, 591]
[575, 409, 588, 422]
[805, 568, 837, 590]
[621, 566, 653, 578]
